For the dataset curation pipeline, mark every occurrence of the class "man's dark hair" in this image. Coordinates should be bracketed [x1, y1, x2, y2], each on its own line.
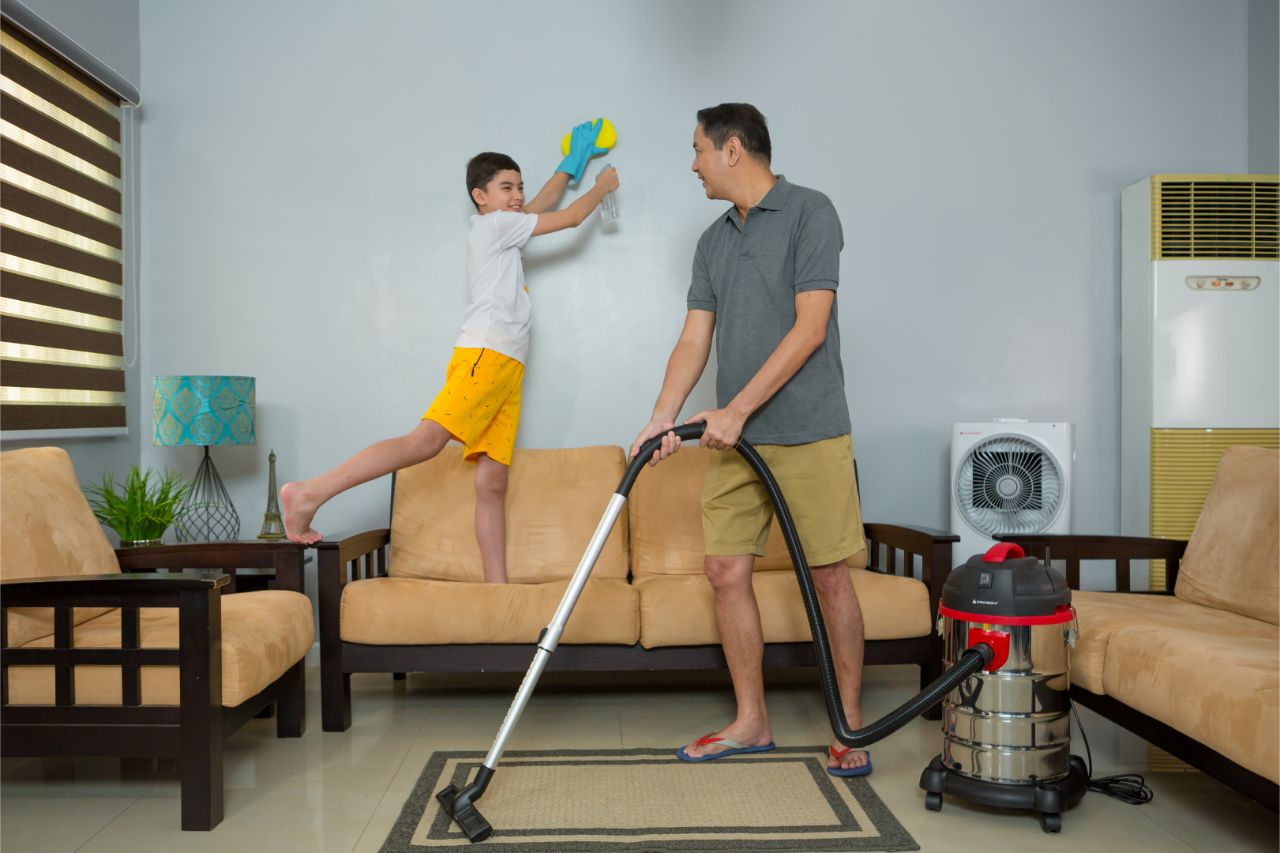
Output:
[696, 103, 771, 164]
[466, 152, 521, 209]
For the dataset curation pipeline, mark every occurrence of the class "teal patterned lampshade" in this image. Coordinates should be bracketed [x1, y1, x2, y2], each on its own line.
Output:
[153, 376, 255, 447]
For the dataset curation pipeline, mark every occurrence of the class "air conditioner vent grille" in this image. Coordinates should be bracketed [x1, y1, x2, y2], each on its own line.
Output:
[1153, 176, 1278, 259]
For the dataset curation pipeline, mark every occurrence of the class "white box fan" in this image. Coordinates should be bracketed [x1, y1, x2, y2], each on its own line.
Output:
[950, 421, 1074, 563]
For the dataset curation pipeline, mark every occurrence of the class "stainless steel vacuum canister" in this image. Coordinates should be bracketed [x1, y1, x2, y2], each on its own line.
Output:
[937, 542, 1077, 784]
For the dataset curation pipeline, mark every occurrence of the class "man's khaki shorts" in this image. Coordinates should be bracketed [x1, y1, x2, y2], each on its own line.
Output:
[702, 433, 865, 567]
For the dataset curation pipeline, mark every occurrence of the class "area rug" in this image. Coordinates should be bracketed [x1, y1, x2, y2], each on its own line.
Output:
[381, 747, 919, 852]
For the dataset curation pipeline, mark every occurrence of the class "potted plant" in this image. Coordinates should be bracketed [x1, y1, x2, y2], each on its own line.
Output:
[85, 465, 192, 546]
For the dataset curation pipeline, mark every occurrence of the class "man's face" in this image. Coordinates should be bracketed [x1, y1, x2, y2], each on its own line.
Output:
[691, 124, 730, 200]
[474, 169, 525, 213]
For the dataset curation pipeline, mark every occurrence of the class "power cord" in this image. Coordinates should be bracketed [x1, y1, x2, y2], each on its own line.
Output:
[1072, 702, 1154, 805]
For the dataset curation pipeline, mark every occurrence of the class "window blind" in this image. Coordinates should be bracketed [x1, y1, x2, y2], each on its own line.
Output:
[0, 19, 125, 431]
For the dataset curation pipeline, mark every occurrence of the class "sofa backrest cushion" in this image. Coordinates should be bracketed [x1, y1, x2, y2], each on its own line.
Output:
[629, 446, 867, 577]
[390, 445, 629, 583]
[1, 447, 120, 646]
[1175, 446, 1279, 625]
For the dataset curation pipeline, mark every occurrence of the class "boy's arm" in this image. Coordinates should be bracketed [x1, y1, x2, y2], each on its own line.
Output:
[523, 172, 570, 215]
[531, 167, 618, 236]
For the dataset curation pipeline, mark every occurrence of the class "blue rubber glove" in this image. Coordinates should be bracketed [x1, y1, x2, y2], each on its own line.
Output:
[556, 119, 609, 183]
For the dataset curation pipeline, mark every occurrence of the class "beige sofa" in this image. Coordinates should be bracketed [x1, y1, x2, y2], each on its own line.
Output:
[1014, 446, 1279, 809]
[0, 447, 315, 830]
[317, 443, 956, 732]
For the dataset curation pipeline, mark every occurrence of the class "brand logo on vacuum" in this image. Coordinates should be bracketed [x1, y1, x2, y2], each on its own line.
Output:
[972, 599, 999, 606]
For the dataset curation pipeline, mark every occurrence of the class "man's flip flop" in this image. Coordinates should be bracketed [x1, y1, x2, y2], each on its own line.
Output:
[827, 745, 873, 777]
[675, 733, 776, 762]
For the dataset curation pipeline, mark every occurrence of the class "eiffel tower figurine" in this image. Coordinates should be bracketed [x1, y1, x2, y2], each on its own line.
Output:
[258, 449, 286, 541]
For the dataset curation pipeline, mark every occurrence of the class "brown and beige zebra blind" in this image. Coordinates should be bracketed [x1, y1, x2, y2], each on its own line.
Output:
[0, 20, 125, 431]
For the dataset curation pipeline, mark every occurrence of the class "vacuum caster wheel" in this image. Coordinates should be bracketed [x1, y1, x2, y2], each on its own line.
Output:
[924, 792, 943, 812]
[1040, 812, 1062, 833]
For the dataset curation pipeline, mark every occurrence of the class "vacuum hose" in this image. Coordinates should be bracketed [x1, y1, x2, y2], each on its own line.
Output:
[622, 424, 994, 746]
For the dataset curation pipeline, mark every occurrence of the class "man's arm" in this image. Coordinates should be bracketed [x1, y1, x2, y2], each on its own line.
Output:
[688, 289, 834, 450]
[523, 172, 569, 215]
[629, 309, 716, 464]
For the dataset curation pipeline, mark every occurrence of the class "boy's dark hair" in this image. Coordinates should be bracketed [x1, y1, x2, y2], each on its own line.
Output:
[466, 152, 521, 209]
[696, 103, 771, 164]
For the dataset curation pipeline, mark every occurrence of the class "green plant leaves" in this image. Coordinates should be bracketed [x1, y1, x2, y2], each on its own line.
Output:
[85, 465, 193, 541]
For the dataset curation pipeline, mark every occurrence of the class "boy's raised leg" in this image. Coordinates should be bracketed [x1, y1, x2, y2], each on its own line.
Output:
[473, 453, 509, 583]
[281, 418, 453, 544]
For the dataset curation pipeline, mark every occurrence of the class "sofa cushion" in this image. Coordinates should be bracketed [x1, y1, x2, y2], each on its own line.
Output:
[629, 446, 867, 578]
[636, 568, 930, 649]
[1102, 622, 1279, 783]
[1175, 446, 1279, 625]
[1, 447, 121, 647]
[340, 577, 638, 645]
[6, 590, 314, 708]
[390, 445, 629, 583]
[1070, 590, 1278, 694]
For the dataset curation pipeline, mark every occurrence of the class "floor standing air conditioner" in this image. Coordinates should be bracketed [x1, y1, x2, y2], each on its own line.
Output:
[1121, 175, 1279, 591]
[950, 421, 1074, 564]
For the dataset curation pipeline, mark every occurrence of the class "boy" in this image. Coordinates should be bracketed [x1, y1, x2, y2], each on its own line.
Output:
[282, 123, 618, 584]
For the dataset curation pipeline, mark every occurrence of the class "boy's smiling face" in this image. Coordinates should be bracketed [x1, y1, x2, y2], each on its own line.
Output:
[473, 170, 525, 214]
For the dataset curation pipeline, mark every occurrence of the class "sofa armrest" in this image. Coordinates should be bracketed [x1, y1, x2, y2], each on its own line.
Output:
[997, 534, 1189, 592]
[2, 570, 230, 600]
[315, 529, 391, 566]
[115, 541, 308, 593]
[1, 571, 229, 707]
[862, 522, 959, 617]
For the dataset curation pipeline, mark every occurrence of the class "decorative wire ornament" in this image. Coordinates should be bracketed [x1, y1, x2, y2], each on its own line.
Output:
[258, 449, 286, 541]
[174, 446, 241, 541]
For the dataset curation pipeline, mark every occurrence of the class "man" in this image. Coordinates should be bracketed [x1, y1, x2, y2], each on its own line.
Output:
[630, 103, 870, 776]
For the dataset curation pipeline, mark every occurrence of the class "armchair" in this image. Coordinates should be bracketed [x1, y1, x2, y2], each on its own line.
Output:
[1, 447, 315, 830]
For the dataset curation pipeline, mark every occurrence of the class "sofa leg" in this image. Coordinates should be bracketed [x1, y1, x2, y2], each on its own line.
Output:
[277, 661, 306, 738]
[255, 702, 275, 719]
[179, 586, 224, 830]
[322, 667, 352, 733]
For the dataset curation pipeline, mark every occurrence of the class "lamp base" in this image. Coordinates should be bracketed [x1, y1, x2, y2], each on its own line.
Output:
[175, 447, 241, 541]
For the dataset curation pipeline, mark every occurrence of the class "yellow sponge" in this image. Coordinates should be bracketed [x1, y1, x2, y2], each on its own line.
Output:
[561, 118, 616, 156]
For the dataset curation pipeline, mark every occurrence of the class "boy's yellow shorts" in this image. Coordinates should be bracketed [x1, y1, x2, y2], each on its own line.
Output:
[701, 433, 866, 567]
[423, 347, 523, 465]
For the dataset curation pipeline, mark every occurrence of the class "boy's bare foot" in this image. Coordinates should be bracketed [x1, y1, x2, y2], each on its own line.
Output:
[280, 482, 322, 545]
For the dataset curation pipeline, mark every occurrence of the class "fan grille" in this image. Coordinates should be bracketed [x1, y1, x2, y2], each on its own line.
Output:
[956, 434, 1064, 537]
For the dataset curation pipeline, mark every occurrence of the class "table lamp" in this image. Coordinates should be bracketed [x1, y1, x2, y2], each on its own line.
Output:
[153, 375, 255, 541]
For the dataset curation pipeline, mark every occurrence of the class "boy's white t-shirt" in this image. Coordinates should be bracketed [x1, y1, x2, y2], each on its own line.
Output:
[455, 210, 539, 364]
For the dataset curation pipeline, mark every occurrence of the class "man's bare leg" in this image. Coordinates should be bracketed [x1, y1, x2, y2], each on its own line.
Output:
[680, 554, 775, 758]
[811, 559, 870, 772]
[474, 453, 509, 583]
[280, 419, 453, 544]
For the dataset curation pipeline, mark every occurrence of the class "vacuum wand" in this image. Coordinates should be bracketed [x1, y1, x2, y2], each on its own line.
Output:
[437, 423, 993, 843]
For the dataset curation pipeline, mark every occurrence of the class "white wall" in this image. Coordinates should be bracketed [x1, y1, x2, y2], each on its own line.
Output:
[138, 0, 1254, 547]
[1249, 0, 1279, 172]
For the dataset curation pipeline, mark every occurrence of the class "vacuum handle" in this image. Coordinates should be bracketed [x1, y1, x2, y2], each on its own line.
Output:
[618, 423, 706, 495]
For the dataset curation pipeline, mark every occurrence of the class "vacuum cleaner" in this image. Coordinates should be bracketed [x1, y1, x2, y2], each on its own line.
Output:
[437, 423, 1084, 842]
[919, 542, 1088, 832]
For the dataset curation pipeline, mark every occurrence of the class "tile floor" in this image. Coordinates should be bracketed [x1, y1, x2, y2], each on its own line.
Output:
[2, 656, 1275, 852]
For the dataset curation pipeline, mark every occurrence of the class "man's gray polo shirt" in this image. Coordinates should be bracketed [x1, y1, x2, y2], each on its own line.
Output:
[687, 175, 850, 445]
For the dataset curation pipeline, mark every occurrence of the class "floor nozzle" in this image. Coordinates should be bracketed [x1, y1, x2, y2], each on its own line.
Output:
[436, 784, 493, 843]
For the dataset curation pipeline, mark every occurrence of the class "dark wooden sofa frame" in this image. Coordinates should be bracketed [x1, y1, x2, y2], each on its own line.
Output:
[317, 522, 957, 733]
[1008, 533, 1279, 812]
[1, 542, 309, 831]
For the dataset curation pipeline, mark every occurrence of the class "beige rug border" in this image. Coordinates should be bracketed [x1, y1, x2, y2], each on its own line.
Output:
[382, 746, 920, 852]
